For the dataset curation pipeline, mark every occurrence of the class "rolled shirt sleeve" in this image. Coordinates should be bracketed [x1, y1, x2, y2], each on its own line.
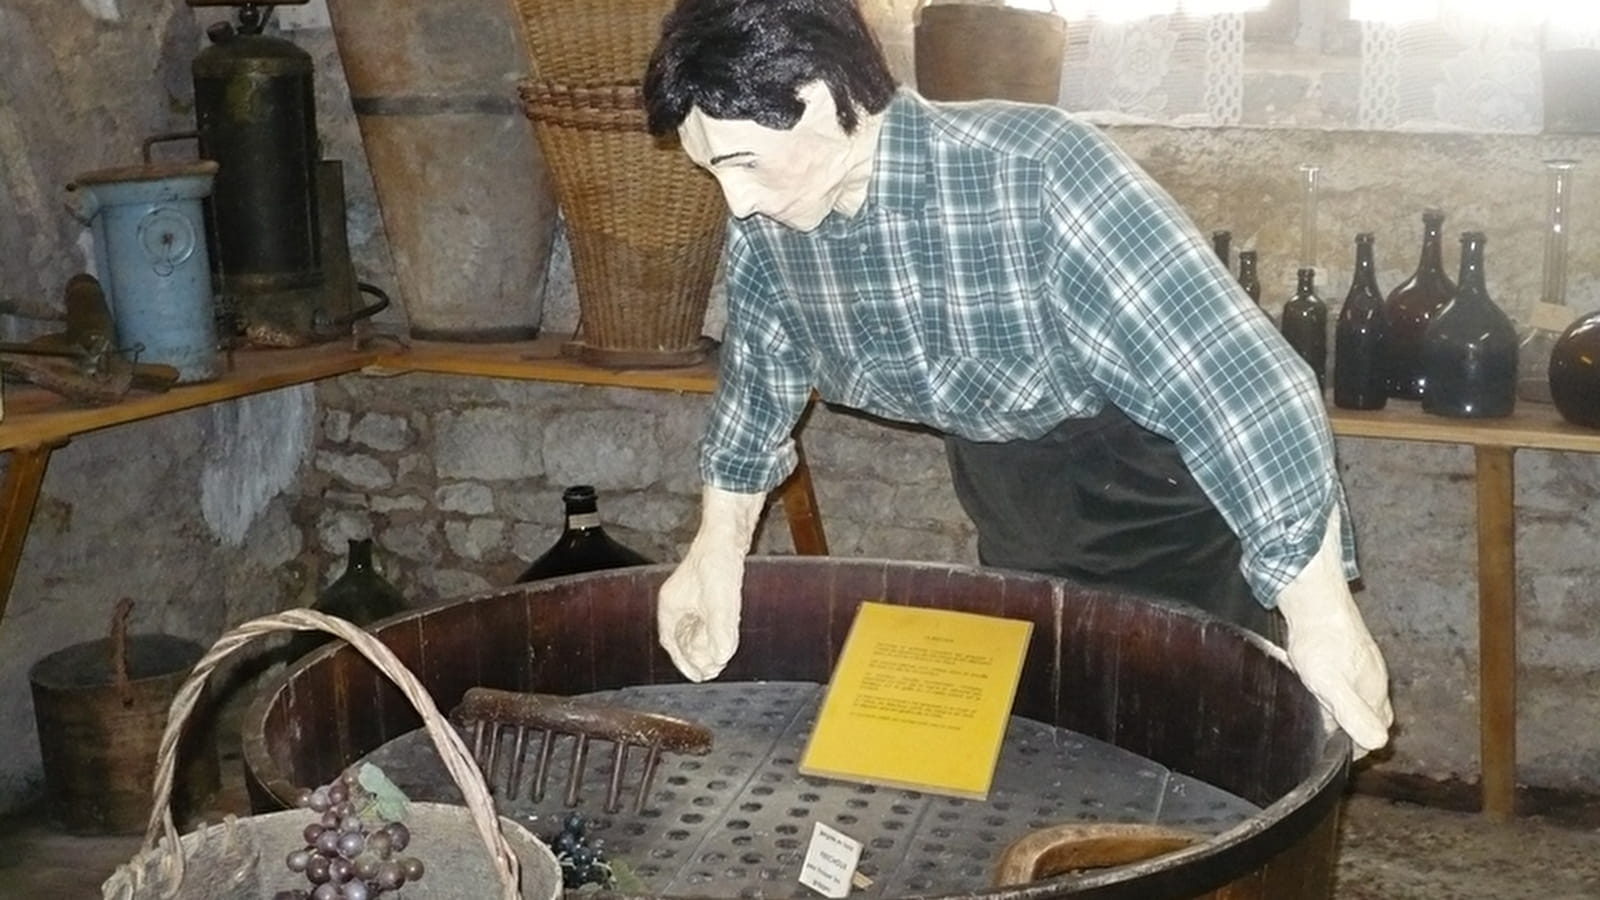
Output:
[698, 224, 813, 494]
[1039, 124, 1357, 605]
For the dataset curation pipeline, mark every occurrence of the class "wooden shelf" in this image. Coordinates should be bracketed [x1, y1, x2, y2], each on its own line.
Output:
[372, 336, 719, 394]
[0, 343, 374, 452]
[9, 333, 1599, 454]
[1328, 401, 1600, 454]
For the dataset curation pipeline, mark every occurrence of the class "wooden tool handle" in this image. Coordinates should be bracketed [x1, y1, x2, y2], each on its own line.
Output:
[108, 597, 134, 704]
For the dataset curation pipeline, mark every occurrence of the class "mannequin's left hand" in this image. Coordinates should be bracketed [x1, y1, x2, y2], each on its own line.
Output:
[1274, 509, 1394, 758]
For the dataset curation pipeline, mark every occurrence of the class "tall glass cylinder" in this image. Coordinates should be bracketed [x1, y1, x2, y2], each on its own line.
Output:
[1298, 163, 1321, 270]
[1516, 159, 1579, 403]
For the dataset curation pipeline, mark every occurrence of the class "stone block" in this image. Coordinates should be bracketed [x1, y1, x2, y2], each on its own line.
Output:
[541, 409, 662, 490]
[434, 408, 545, 480]
[351, 412, 413, 452]
[444, 518, 508, 561]
[436, 482, 495, 515]
[314, 450, 394, 490]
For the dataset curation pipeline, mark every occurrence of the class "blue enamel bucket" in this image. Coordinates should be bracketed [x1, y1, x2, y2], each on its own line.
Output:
[66, 160, 222, 383]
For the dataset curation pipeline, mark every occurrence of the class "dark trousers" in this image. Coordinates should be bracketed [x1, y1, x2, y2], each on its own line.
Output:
[945, 406, 1282, 640]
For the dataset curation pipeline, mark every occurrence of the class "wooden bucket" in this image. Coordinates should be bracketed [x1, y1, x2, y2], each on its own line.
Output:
[100, 610, 562, 900]
[29, 603, 218, 835]
[914, 3, 1067, 104]
[326, 0, 559, 342]
[243, 559, 1348, 899]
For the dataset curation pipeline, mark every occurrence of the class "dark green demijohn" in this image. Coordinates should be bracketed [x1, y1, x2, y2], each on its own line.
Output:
[290, 538, 407, 662]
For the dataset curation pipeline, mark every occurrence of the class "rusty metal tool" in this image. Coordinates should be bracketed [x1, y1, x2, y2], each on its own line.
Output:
[452, 686, 713, 815]
[0, 274, 180, 404]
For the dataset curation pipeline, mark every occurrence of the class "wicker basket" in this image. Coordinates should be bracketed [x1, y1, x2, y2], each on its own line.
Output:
[512, 0, 727, 368]
[99, 610, 562, 900]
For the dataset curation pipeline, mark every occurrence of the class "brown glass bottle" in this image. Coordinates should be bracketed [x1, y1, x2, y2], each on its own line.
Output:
[1550, 310, 1600, 428]
[516, 485, 651, 582]
[1281, 267, 1327, 389]
[1237, 250, 1261, 305]
[1333, 234, 1389, 410]
[1383, 209, 1456, 399]
[289, 538, 408, 662]
[1420, 232, 1517, 418]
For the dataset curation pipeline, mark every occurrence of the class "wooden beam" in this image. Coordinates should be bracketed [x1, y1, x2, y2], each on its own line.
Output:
[1475, 445, 1517, 820]
[777, 442, 829, 556]
[0, 443, 56, 624]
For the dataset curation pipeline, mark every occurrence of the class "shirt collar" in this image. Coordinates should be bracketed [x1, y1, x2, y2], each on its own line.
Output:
[818, 89, 931, 237]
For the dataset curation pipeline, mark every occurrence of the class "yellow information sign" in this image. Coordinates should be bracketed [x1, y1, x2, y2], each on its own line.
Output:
[799, 601, 1034, 800]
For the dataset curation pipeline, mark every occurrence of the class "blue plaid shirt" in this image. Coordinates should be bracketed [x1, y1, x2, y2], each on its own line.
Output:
[701, 90, 1355, 603]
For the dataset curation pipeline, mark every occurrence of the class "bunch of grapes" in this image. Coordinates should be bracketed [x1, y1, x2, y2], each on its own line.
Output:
[273, 769, 425, 900]
[548, 812, 613, 889]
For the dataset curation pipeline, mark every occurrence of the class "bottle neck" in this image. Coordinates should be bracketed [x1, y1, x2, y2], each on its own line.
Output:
[1418, 217, 1447, 274]
[1351, 239, 1380, 294]
[1212, 230, 1231, 266]
[1296, 267, 1317, 297]
[345, 539, 374, 572]
[1457, 234, 1489, 298]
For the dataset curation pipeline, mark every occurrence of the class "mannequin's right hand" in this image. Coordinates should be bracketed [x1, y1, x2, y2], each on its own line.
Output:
[657, 544, 746, 681]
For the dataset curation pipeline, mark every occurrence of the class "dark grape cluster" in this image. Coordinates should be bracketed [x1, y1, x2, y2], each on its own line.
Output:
[273, 769, 425, 900]
[548, 812, 613, 889]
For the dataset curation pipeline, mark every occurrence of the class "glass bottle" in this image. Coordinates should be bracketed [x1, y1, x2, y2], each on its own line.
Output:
[1516, 159, 1579, 404]
[1238, 250, 1262, 305]
[290, 538, 408, 662]
[1420, 232, 1518, 419]
[1550, 312, 1600, 428]
[1212, 229, 1232, 269]
[1281, 267, 1327, 390]
[1334, 233, 1389, 410]
[1383, 209, 1457, 400]
[516, 485, 651, 582]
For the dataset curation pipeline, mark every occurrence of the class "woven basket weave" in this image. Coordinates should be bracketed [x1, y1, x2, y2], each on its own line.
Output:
[512, 0, 726, 367]
[99, 610, 562, 900]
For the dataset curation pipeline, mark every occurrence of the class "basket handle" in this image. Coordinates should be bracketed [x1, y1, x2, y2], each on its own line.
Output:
[140, 609, 522, 900]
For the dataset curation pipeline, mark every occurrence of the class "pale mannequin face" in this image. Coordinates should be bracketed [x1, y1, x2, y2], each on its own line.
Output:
[678, 81, 867, 232]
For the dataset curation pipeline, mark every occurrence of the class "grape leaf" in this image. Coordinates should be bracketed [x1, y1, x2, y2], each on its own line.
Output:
[610, 859, 648, 893]
[357, 762, 411, 821]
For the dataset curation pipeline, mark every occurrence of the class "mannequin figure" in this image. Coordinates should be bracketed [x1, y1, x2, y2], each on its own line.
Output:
[643, 0, 1392, 756]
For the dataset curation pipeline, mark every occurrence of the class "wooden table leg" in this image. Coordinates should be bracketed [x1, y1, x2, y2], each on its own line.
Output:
[1476, 446, 1516, 820]
[0, 443, 56, 625]
[776, 439, 828, 556]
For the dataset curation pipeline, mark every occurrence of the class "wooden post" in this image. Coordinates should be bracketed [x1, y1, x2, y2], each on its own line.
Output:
[1475, 446, 1517, 820]
[777, 441, 829, 556]
[0, 443, 57, 624]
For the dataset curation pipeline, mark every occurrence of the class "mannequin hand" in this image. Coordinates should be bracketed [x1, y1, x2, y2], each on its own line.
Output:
[1276, 507, 1394, 758]
[657, 486, 765, 682]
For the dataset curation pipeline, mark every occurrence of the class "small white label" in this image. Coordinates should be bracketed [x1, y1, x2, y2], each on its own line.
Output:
[799, 822, 863, 899]
[567, 512, 601, 529]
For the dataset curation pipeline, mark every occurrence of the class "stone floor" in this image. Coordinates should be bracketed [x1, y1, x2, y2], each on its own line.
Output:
[2, 776, 1598, 899]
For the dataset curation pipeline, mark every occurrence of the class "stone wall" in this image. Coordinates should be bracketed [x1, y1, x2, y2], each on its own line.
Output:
[6, 0, 1600, 819]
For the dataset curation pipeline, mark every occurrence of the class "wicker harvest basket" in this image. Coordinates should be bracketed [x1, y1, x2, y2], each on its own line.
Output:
[511, 0, 727, 368]
[100, 610, 562, 900]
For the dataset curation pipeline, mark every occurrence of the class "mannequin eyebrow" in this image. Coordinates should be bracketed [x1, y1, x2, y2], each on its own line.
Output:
[709, 151, 756, 165]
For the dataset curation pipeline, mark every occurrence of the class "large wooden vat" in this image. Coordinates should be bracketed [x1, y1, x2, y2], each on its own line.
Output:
[244, 558, 1346, 898]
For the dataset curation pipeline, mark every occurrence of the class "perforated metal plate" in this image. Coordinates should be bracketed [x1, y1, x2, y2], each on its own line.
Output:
[360, 682, 1258, 897]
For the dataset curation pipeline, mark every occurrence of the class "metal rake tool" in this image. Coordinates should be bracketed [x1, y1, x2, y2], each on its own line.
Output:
[452, 686, 713, 815]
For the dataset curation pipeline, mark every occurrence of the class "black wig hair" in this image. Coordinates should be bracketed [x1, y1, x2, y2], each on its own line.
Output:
[643, 0, 897, 137]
